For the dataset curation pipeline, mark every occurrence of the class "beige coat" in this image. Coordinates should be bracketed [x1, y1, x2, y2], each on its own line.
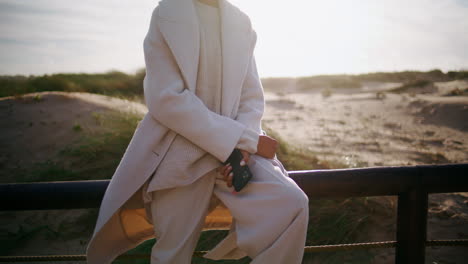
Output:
[86, 0, 265, 263]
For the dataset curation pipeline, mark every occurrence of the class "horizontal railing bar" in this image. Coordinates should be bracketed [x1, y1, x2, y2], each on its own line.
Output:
[1, 163, 467, 211]
[418, 163, 468, 193]
[289, 163, 468, 198]
[290, 166, 415, 198]
[1, 240, 467, 262]
[0, 180, 109, 210]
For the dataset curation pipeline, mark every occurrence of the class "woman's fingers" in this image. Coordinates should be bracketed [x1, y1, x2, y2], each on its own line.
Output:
[239, 150, 250, 166]
[220, 163, 230, 175]
[227, 173, 233, 187]
[223, 167, 231, 181]
[220, 164, 232, 178]
[217, 163, 234, 187]
[225, 168, 233, 187]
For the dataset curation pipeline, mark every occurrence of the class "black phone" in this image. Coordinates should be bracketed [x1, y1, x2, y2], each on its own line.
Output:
[223, 149, 253, 192]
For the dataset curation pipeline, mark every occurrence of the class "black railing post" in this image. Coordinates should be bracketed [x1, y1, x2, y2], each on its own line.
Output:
[395, 187, 428, 264]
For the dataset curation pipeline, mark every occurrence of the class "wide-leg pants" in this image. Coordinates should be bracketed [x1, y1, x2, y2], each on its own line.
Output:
[146, 154, 309, 264]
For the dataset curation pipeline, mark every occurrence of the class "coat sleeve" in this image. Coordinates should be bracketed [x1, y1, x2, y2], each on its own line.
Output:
[142, 7, 247, 163]
[234, 30, 265, 154]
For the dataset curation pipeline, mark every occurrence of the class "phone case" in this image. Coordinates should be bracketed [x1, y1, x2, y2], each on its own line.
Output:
[223, 149, 253, 192]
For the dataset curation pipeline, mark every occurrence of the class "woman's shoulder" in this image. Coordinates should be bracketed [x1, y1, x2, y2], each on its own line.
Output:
[224, 0, 253, 29]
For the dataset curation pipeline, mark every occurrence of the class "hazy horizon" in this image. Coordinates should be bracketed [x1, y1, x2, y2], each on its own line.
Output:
[1, 0, 467, 78]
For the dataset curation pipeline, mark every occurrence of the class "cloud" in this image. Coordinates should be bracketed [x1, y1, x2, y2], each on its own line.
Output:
[236, 0, 468, 76]
[0, 0, 155, 75]
[0, 0, 467, 76]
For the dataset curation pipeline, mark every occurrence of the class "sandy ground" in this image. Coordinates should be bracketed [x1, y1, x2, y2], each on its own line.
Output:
[263, 86, 467, 168]
[0, 92, 146, 183]
[1, 84, 467, 263]
[262, 80, 468, 264]
[0, 92, 149, 263]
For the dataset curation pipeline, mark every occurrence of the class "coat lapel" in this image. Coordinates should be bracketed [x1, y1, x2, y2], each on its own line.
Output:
[157, 0, 252, 117]
[219, 0, 252, 117]
[157, 0, 200, 93]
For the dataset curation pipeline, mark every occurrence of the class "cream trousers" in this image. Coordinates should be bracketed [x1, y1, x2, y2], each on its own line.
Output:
[146, 154, 309, 263]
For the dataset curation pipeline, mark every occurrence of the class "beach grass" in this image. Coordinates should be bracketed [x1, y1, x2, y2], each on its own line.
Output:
[2, 69, 467, 99]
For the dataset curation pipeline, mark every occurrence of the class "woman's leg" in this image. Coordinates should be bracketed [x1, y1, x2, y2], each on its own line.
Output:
[213, 155, 309, 264]
[148, 170, 217, 264]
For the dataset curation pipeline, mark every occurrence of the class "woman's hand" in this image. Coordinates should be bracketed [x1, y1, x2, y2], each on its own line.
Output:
[218, 134, 278, 187]
[218, 150, 250, 188]
[256, 135, 278, 159]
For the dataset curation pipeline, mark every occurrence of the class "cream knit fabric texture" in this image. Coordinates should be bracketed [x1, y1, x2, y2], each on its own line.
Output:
[143, 0, 258, 195]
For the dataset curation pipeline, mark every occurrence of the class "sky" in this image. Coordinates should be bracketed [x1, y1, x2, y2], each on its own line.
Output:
[0, 0, 467, 77]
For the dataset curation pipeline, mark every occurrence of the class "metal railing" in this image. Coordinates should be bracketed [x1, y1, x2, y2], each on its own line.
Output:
[1, 163, 467, 263]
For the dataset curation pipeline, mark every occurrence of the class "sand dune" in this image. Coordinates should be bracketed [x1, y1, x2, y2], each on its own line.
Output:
[262, 81, 468, 264]
[263, 82, 468, 168]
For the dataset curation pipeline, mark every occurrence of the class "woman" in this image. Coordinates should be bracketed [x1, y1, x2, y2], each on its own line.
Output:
[87, 0, 309, 263]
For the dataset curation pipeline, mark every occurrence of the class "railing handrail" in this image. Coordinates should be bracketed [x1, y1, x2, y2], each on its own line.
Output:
[1, 163, 467, 211]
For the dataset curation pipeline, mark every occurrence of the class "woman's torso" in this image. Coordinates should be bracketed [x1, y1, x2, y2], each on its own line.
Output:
[144, 0, 224, 194]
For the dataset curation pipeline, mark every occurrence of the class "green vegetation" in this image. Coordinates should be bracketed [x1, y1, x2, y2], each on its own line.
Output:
[57, 111, 142, 181]
[353, 69, 452, 83]
[265, 69, 468, 92]
[0, 209, 99, 256]
[264, 126, 337, 170]
[0, 224, 58, 255]
[296, 75, 362, 90]
[21, 160, 79, 182]
[15, 110, 142, 183]
[2, 69, 467, 99]
[32, 94, 43, 101]
[445, 87, 468, 96]
[388, 79, 433, 93]
[72, 123, 83, 132]
[0, 69, 146, 99]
